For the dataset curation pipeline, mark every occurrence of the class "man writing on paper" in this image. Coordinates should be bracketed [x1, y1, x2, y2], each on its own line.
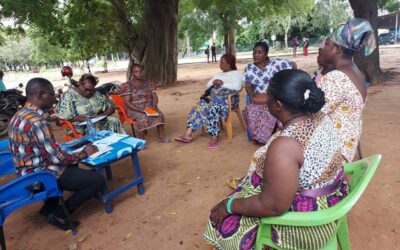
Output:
[8, 78, 105, 231]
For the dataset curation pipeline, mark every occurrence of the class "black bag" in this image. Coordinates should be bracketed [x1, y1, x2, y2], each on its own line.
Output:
[200, 86, 213, 103]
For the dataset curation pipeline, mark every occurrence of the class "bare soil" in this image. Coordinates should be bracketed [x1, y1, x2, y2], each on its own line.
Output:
[1, 48, 400, 250]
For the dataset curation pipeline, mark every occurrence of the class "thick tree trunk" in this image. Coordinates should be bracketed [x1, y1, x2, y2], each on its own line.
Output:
[126, 53, 136, 81]
[227, 25, 236, 56]
[349, 0, 382, 85]
[141, 0, 179, 85]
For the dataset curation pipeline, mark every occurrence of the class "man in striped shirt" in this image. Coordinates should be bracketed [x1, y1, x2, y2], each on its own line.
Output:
[8, 78, 105, 230]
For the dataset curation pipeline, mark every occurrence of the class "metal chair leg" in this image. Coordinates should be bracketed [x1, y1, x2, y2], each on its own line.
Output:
[59, 198, 77, 235]
[0, 225, 6, 250]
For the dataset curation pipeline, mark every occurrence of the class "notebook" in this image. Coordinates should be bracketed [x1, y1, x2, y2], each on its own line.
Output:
[144, 107, 160, 117]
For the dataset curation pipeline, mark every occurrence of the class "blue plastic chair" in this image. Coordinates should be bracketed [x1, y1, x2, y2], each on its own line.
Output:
[0, 139, 8, 151]
[0, 171, 77, 250]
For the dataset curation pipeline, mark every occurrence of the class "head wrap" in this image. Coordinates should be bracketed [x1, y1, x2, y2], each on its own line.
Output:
[329, 18, 376, 56]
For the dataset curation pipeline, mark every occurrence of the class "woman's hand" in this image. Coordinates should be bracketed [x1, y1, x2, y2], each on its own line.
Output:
[73, 115, 88, 122]
[210, 199, 229, 226]
[212, 79, 223, 87]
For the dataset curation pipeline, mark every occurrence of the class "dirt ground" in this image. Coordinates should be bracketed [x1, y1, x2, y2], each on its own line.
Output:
[2, 48, 400, 250]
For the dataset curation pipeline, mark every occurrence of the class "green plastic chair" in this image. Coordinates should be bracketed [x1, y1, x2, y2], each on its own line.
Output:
[255, 154, 382, 250]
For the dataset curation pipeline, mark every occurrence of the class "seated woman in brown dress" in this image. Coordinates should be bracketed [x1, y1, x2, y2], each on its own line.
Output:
[120, 64, 170, 143]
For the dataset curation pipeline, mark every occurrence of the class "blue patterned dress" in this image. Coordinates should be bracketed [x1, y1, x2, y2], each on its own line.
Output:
[187, 86, 239, 136]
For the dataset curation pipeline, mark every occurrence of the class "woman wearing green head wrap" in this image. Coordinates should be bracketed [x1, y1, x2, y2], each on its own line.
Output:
[318, 18, 376, 162]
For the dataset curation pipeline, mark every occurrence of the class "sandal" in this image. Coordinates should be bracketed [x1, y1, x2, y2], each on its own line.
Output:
[207, 140, 220, 149]
[226, 179, 237, 189]
[174, 136, 193, 143]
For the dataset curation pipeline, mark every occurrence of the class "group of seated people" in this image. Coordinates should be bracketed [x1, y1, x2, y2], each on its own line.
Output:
[6, 18, 375, 249]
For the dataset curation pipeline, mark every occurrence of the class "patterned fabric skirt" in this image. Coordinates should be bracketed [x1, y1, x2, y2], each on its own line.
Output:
[242, 104, 276, 144]
[186, 89, 239, 137]
[204, 172, 349, 250]
[127, 109, 165, 131]
[70, 116, 126, 135]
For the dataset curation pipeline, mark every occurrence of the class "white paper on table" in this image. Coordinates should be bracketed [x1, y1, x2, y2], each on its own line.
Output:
[77, 115, 107, 126]
[70, 145, 86, 153]
[92, 133, 129, 147]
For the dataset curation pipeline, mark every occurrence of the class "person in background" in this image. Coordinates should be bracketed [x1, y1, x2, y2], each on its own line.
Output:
[0, 70, 6, 91]
[292, 36, 299, 58]
[205, 45, 210, 63]
[303, 35, 310, 56]
[211, 43, 217, 63]
[318, 18, 376, 162]
[8, 78, 104, 231]
[204, 69, 348, 250]
[57, 73, 125, 136]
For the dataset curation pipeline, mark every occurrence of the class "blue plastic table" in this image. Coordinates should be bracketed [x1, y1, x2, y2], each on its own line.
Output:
[61, 131, 146, 213]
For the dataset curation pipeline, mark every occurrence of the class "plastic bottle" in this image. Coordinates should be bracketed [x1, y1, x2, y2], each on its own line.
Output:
[86, 116, 96, 139]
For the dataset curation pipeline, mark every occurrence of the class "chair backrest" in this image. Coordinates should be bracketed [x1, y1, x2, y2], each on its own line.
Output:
[0, 171, 62, 224]
[110, 94, 129, 124]
[59, 120, 83, 142]
[0, 138, 9, 151]
[299, 154, 382, 225]
[0, 152, 15, 178]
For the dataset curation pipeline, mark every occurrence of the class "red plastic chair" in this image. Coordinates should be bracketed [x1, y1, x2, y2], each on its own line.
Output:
[110, 94, 136, 137]
[59, 120, 83, 142]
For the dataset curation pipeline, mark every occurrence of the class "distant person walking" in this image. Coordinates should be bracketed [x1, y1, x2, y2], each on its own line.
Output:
[303, 35, 310, 56]
[291, 36, 299, 57]
[211, 43, 217, 62]
[205, 45, 210, 63]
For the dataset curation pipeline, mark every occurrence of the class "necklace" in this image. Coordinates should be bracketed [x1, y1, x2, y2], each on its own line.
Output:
[283, 113, 306, 129]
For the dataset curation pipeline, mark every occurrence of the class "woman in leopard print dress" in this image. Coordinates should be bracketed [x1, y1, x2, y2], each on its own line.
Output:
[204, 69, 348, 250]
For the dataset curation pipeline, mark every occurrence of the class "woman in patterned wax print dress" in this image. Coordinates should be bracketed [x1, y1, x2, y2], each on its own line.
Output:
[174, 54, 243, 149]
[242, 42, 293, 144]
[57, 73, 125, 136]
[120, 64, 170, 143]
[318, 18, 376, 162]
[204, 69, 348, 250]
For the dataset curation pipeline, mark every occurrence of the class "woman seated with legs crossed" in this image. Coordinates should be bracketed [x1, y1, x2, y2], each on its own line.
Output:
[175, 54, 243, 149]
[204, 69, 348, 250]
[57, 73, 125, 135]
[120, 64, 170, 143]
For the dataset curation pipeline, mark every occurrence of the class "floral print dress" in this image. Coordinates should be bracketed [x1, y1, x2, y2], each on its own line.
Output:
[120, 81, 166, 131]
[242, 58, 292, 144]
[318, 70, 365, 162]
[56, 88, 125, 135]
[204, 113, 348, 250]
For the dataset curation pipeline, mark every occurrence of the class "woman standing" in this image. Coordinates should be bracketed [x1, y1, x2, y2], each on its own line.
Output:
[318, 18, 376, 162]
[175, 54, 243, 149]
[242, 42, 293, 144]
[57, 73, 125, 135]
[120, 64, 170, 143]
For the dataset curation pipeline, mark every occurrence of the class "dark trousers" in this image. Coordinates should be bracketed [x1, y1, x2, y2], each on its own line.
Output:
[44, 166, 105, 218]
[212, 53, 217, 62]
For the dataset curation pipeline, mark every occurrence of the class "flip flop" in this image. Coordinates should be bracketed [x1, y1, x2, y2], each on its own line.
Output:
[226, 179, 237, 189]
[207, 140, 220, 150]
[174, 136, 193, 143]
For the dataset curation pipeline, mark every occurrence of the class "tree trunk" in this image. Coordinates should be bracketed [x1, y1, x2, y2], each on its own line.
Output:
[141, 0, 179, 85]
[184, 30, 191, 57]
[349, 0, 382, 85]
[126, 52, 136, 81]
[284, 15, 291, 49]
[227, 25, 236, 56]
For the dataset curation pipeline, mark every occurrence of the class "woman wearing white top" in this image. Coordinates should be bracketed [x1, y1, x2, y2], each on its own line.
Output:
[175, 54, 244, 149]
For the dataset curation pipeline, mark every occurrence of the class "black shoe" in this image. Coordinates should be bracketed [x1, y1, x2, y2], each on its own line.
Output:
[47, 213, 80, 231]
